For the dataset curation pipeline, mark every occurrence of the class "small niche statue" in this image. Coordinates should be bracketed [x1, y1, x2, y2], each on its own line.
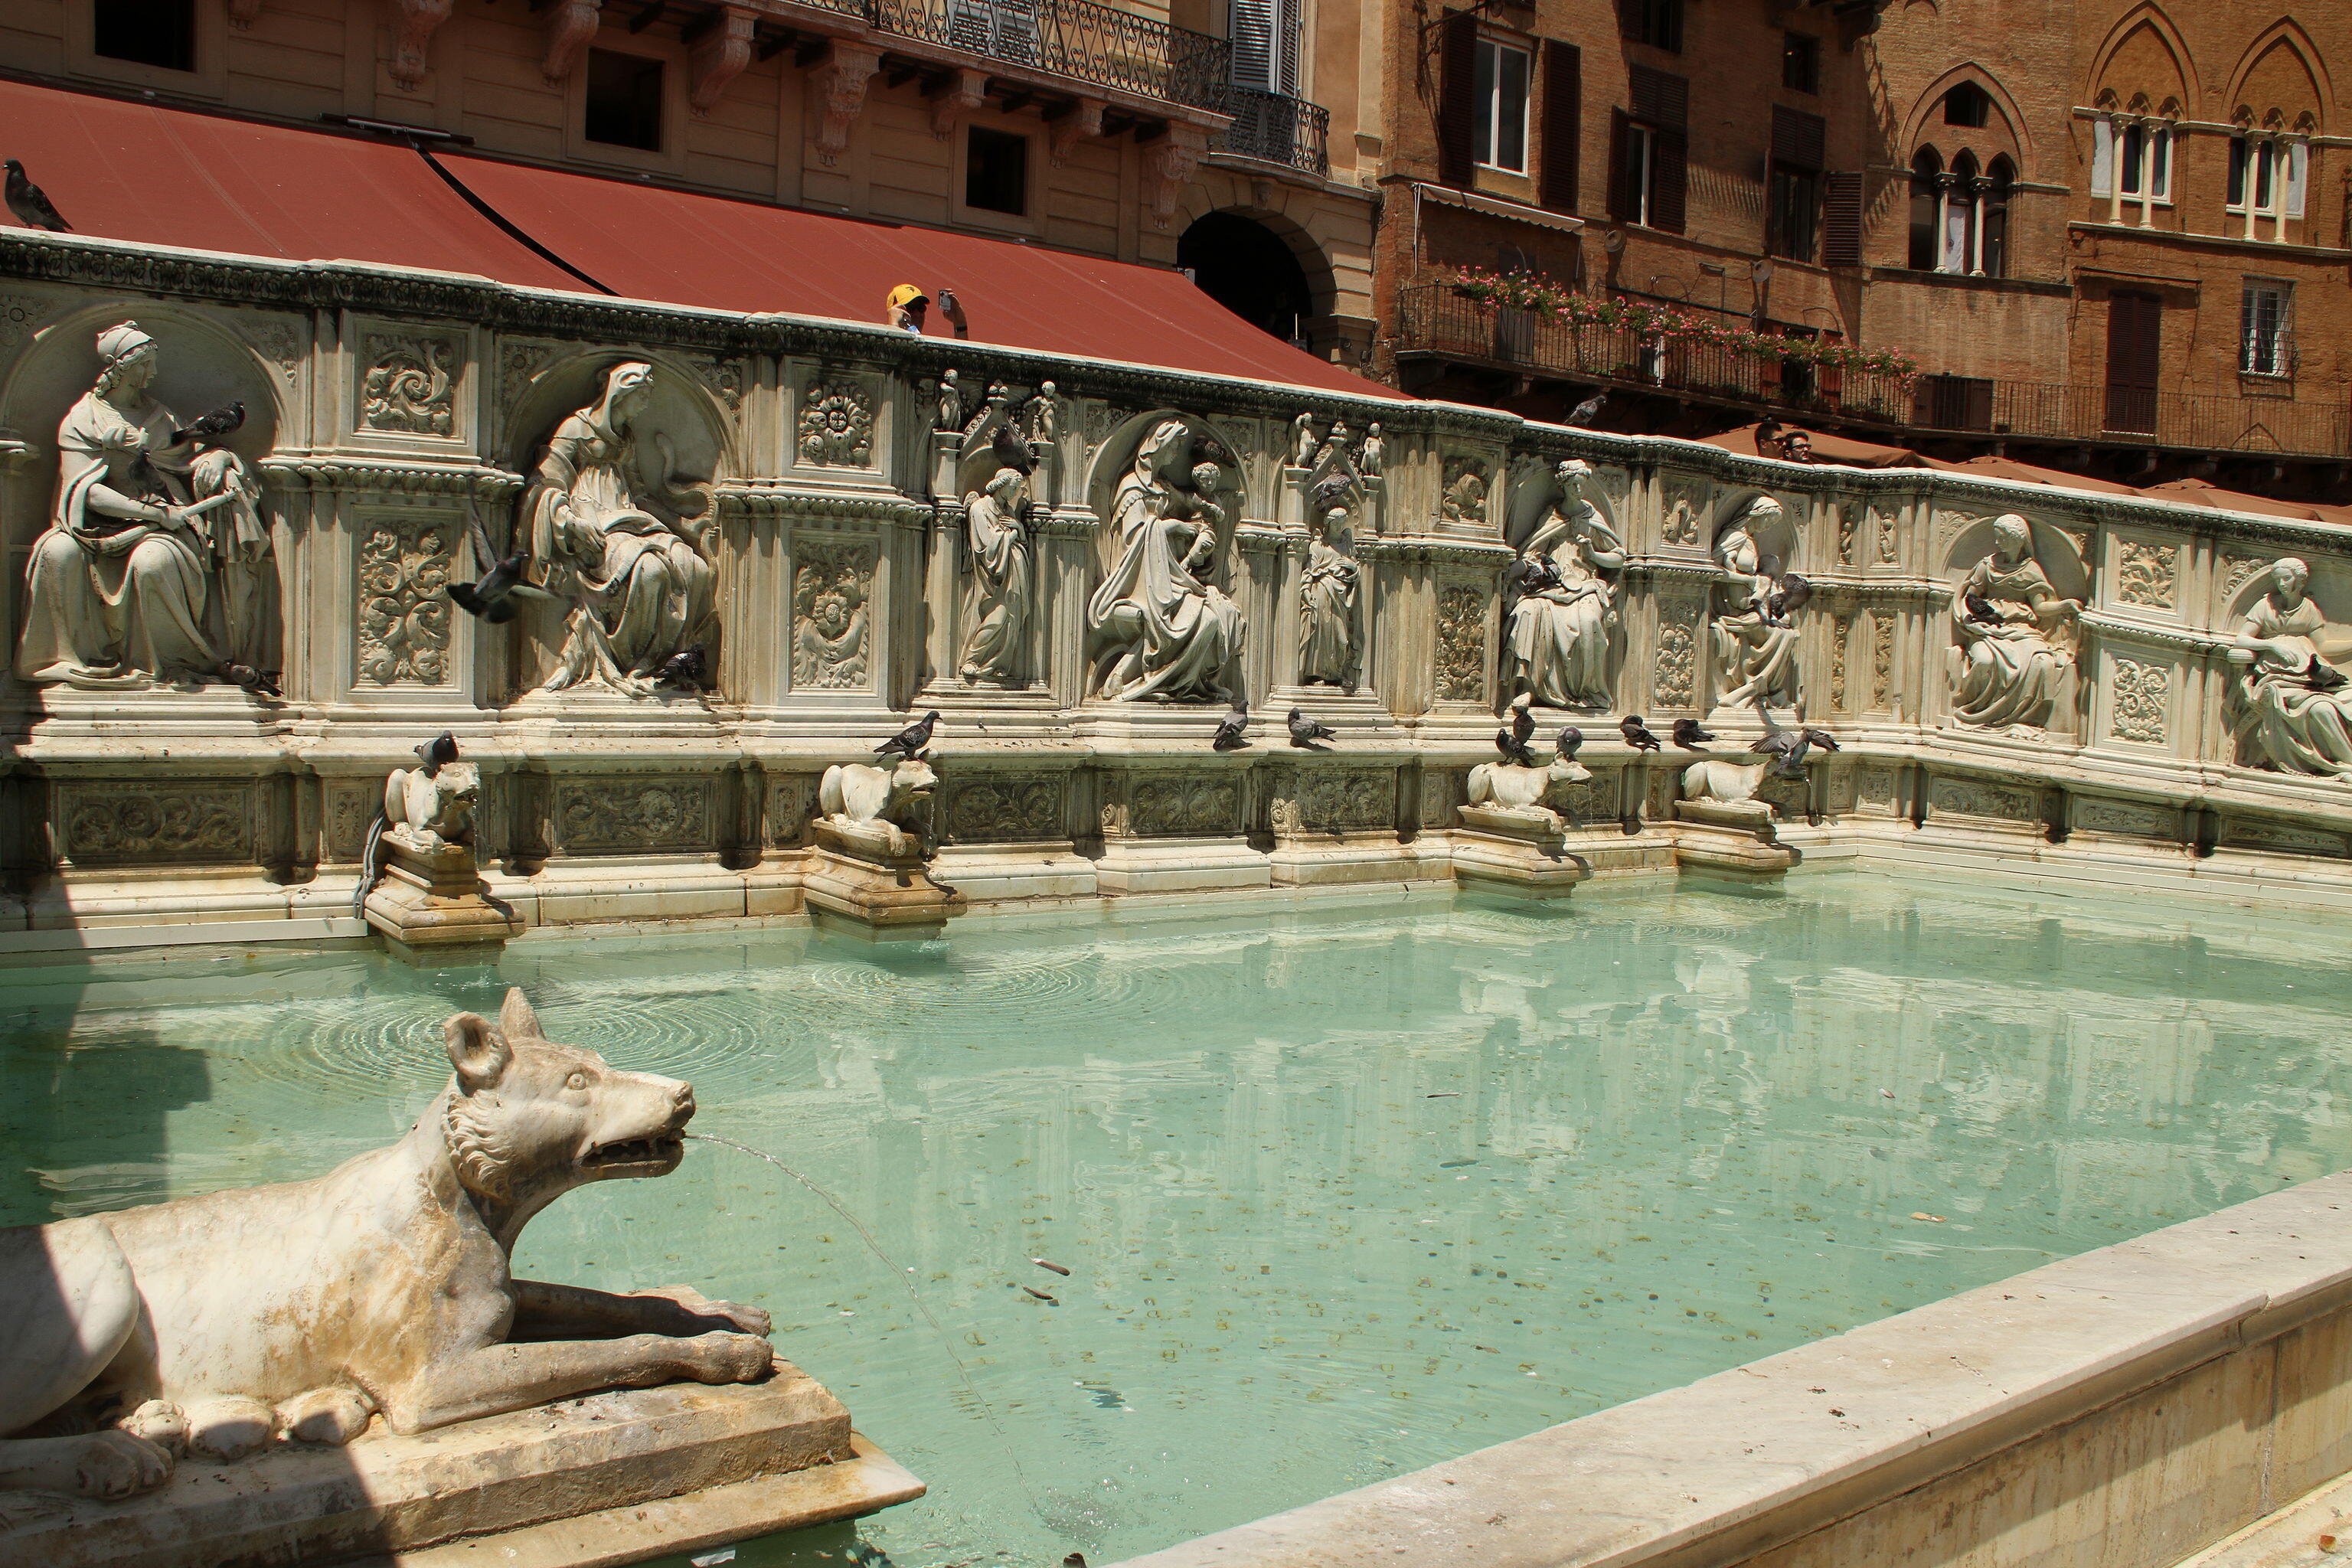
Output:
[1710, 496, 1804, 711]
[959, 424, 1034, 685]
[1297, 477, 1361, 688]
[14, 322, 275, 692]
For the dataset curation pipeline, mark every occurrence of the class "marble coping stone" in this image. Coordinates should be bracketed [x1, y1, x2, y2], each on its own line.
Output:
[4, 1360, 919, 1568]
[1112, 1173, 2352, 1568]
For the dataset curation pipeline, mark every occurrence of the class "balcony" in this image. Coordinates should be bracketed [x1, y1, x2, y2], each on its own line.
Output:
[1209, 86, 1330, 177]
[1393, 284, 1913, 427]
[1908, 374, 2350, 461]
[789, 0, 1232, 114]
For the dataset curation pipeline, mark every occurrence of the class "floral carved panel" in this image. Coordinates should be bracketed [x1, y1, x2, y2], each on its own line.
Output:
[555, 779, 714, 853]
[1929, 778, 2038, 823]
[1653, 599, 1699, 708]
[356, 514, 455, 684]
[58, 784, 253, 864]
[792, 538, 876, 691]
[2116, 541, 2180, 610]
[948, 775, 1064, 842]
[799, 381, 874, 466]
[2111, 657, 2170, 743]
[1433, 581, 1489, 704]
[327, 782, 378, 862]
[1829, 615, 1851, 710]
[360, 332, 459, 436]
[1276, 769, 1393, 835]
[1870, 614, 1893, 710]
[1117, 774, 1240, 838]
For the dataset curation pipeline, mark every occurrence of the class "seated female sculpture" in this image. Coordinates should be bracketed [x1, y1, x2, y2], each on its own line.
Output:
[15, 322, 271, 691]
[2230, 557, 2352, 776]
[1506, 459, 1623, 709]
[1086, 420, 1247, 703]
[1948, 514, 2079, 731]
[1710, 496, 1802, 710]
[524, 361, 715, 697]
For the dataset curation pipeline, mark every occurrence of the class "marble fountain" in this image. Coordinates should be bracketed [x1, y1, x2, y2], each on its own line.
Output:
[9, 223, 2352, 1568]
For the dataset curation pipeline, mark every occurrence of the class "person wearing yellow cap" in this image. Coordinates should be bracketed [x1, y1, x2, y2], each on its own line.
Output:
[886, 285, 928, 333]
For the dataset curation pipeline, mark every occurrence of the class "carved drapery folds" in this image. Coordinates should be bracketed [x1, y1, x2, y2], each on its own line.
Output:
[1439, 457, 1488, 529]
[810, 43, 882, 167]
[959, 433, 1034, 686]
[2227, 557, 2352, 774]
[793, 538, 875, 691]
[1086, 417, 1246, 703]
[1504, 459, 1622, 710]
[1298, 491, 1361, 689]
[1709, 495, 1802, 712]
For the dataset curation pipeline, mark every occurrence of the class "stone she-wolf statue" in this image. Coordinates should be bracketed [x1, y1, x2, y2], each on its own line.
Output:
[13, 322, 275, 692]
[0, 991, 771, 1500]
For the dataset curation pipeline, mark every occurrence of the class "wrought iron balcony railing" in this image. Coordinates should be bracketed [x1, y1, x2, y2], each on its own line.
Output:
[1210, 86, 1329, 176]
[1394, 285, 1913, 427]
[801, 0, 1233, 114]
[1908, 374, 2350, 459]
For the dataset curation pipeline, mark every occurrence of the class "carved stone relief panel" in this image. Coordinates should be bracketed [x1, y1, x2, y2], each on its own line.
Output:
[57, 783, 255, 864]
[326, 780, 378, 862]
[1834, 505, 1857, 565]
[1854, 763, 1900, 817]
[243, 318, 301, 385]
[687, 354, 746, 416]
[1112, 773, 1240, 838]
[0, 292, 52, 351]
[355, 513, 456, 685]
[1661, 479, 1707, 548]
[1439, 457, 1490, 530]
[1652, 596, 1700, 708]
[1754, 773, 1809, 821]
[2110, 656, 2171, 743]
[946, 773, 1065, 842]
[555, 778, 714, 853]
[359, 331, 459, 437]
[1870, 613, 1893, 710]
[2115, 540, 2180, 610]
[792, 537, 877, 691]
[1873, 506, 1899, 566]
[498, 340, 561, 416]
[1928, 776, 2039, 824]
[2220, 817, 2349, 858]
[1433, 579, 1490, 704]
[2216, 553, 2269, 608]
[797, 377, 875, 466]
[2071, 797, 2180, 841]
[1275, 767, 1394, 836]
[765, 775, 818, 848]
[1829, 615, 1851, 710]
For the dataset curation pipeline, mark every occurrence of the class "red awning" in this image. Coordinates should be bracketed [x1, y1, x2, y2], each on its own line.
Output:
[436, 152, 1398, 395]
[1689, 423, 1926, 469]
[0, 79, 582, 289]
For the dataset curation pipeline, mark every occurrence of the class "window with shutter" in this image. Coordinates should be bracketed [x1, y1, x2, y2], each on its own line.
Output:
[1821, 171, 1864, 266]
[1230, 0, 1275, 88]
[1607, 109, 1633, 220]
[1540, 40, 1580, 212]
[1437, 10, 1478, 188]
[1652, 126, 1687, 232]
[2102, 290, 2161, 433]
[1628, 64, 1687, 126]
[1771, 106, 1824, 171]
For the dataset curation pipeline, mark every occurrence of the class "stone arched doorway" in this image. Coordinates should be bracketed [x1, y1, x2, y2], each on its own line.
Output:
[1178, 211, 1315, 346]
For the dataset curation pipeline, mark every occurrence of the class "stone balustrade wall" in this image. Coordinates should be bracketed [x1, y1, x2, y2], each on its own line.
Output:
[5, 230, 2351, 933]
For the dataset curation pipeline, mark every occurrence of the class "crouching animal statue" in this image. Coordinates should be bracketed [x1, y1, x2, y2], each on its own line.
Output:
[818, 756, 939, 857]
[0, 990, 772, 1500]
[1466, 754, 1593, 825]
[384, 756, 480, 851]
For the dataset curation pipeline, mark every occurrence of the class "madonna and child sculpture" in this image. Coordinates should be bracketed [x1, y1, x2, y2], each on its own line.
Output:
[1505, 459, 1624, 710]
[0, 990, 769, 1498]
[14, 322, 274, 692]
[1086, 419, 1247, 703]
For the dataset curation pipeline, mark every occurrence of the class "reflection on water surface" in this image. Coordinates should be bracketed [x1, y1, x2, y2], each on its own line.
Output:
[2, 874, 2346, 1567]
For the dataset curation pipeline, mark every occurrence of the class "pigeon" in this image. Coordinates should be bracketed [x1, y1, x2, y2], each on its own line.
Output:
[1671, 717, 1714, 750]
[1962, 587, 2005, 626]
[1751, 701, 1812, 778]
[990, 420, 1034, 476]
[1565, 390, 1608, 427]
[448, 551, 530, 623]
[875, 710, 940, 760]
[1765, 573, 1812, 626]
[1494, 726, 1537, 768]
[1310, 472, 1354, 518]
[1799, 725, 1841, 753]
[4, 159, 69, 232]
[1766, 738, 1813, 782]
[1212, 705, 1250, 751]
[1554, 726, 1584, 760]
[2308, 658, 2350, 693]
[414, 732, 459, 773]
[657, 644, 710, 690]
[224, 662, 282, 698]
[1494, 699, 1537, 765]
[168, 401, 245, 446]
[1619, 714, 1661, 752]
[1287, 707, 1337, 749]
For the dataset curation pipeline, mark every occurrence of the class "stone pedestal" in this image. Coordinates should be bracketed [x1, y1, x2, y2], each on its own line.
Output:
[803, 818, 959, 936]
[1672, 799, 1799, 877]
[362, 838, 524, 965]
[1449, 805, 1592, 900]
[0, 1361, 919, 1568]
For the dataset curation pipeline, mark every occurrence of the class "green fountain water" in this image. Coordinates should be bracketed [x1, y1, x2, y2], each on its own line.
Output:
[3, 872, 2345, 1568]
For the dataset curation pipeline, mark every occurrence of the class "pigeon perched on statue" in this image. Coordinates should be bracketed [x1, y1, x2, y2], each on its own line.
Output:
[169, 402, 245, 447]
[1765, 573, 1812, 626]
[1671, 717, 1714, 751]
[4, 159, 69, 232]
[1494, 699, 1537, 766]
[657, 645, 710, 691]
[876, 710, 940, 760]
[414, 732, 460, 773]
[1619, 715, 1662, 752]
[990, 421, 1034, 476]
[1287, 708, 1337, 749]
[1962, 587, 2005, 626]
[1494, 726, 1537, 768]
[1213, 705, 1250, 751]
[1555, 726, 1584, 760]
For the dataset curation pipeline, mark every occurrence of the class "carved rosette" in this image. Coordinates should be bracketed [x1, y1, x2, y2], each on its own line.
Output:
[2111, 658, 2170, 743]
[555, 779, 714, 853]
[357, 517, 456, 684]
[792, 539, 875, 691]
[799, 382, 875, 466]
[361, 333, 458, 436]
[946, 775, 1063, 842]
[2116, 541, 2181, 609]
[1433, 580, 1489, 704]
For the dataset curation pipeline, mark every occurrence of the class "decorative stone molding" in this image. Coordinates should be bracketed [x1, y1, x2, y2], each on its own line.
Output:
[2072, 797, 2178, 841]
[798, 380, 874, 466]
[1432, 580, 1489, 704]
[541, 0, 601, 87]
[2116, 541, 2181, 609]
[792, 538, 875, 691]
[717, 487, 927, 525]
[327, 782, 379, 861]
[357, 515, 456, 684]
[554, 779, 714, 853]
[2217, 553, 2269, 606]
[765, 776, 818, 848]
[688, 5, 755, 114]
[2111, 657, 2171, 743]
[1116, 773, 1240, 837]
[361, 332, 459, 436]
[58, 784, 254, 864]
[389, 0, 454, 87]
[929, 70, 985, 140]
[1928, 777, 2039, 824]
[809, 43, 882, 167]
[1143, 125, 1210, 228]
[689, 354, 746, 414]
[245, 318, 302, 383]
[498, 340, 560, 412]
[946, 774, 1063, 842]
[1050, 99, 1107, 167]
[262, 459, 524, 498]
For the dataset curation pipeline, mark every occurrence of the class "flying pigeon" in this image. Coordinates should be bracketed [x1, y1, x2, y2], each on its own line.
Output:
[169, 401, 245, 446]
[4, 159, 69, 232]
[414, 732, 459, 773]
[658, 644, 710, 691]
[1799, 724, 1841, 753]
[1671, 717, 1715, 750]
[448, 551, 530, 623]
[1751, 701, 1814, 778]
[1213, 705, 1250, 751]
[1565, 390, 1608, 427]
[1554, 726, 1584, 760]
[990, 421, 1034, 476]
[1287, 707, 1337, 749]
[875, 710, 940, 760]
[1765, 573, 1812, 626]
[1962, 587, 2005, 626]
[1619, 715, 1661, 752]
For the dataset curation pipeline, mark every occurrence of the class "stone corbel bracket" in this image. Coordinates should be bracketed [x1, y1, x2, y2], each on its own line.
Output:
[542, 0, 602, 88]
[929, 70, 985, 141]
[809, 42, 883, 166]
[1142, 123, 1210, 229]
[388, 0, 455, 87]
[688, 5, 756, 116]
[1049, 98, 1107, 166]
[227, 0, 263, 28]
